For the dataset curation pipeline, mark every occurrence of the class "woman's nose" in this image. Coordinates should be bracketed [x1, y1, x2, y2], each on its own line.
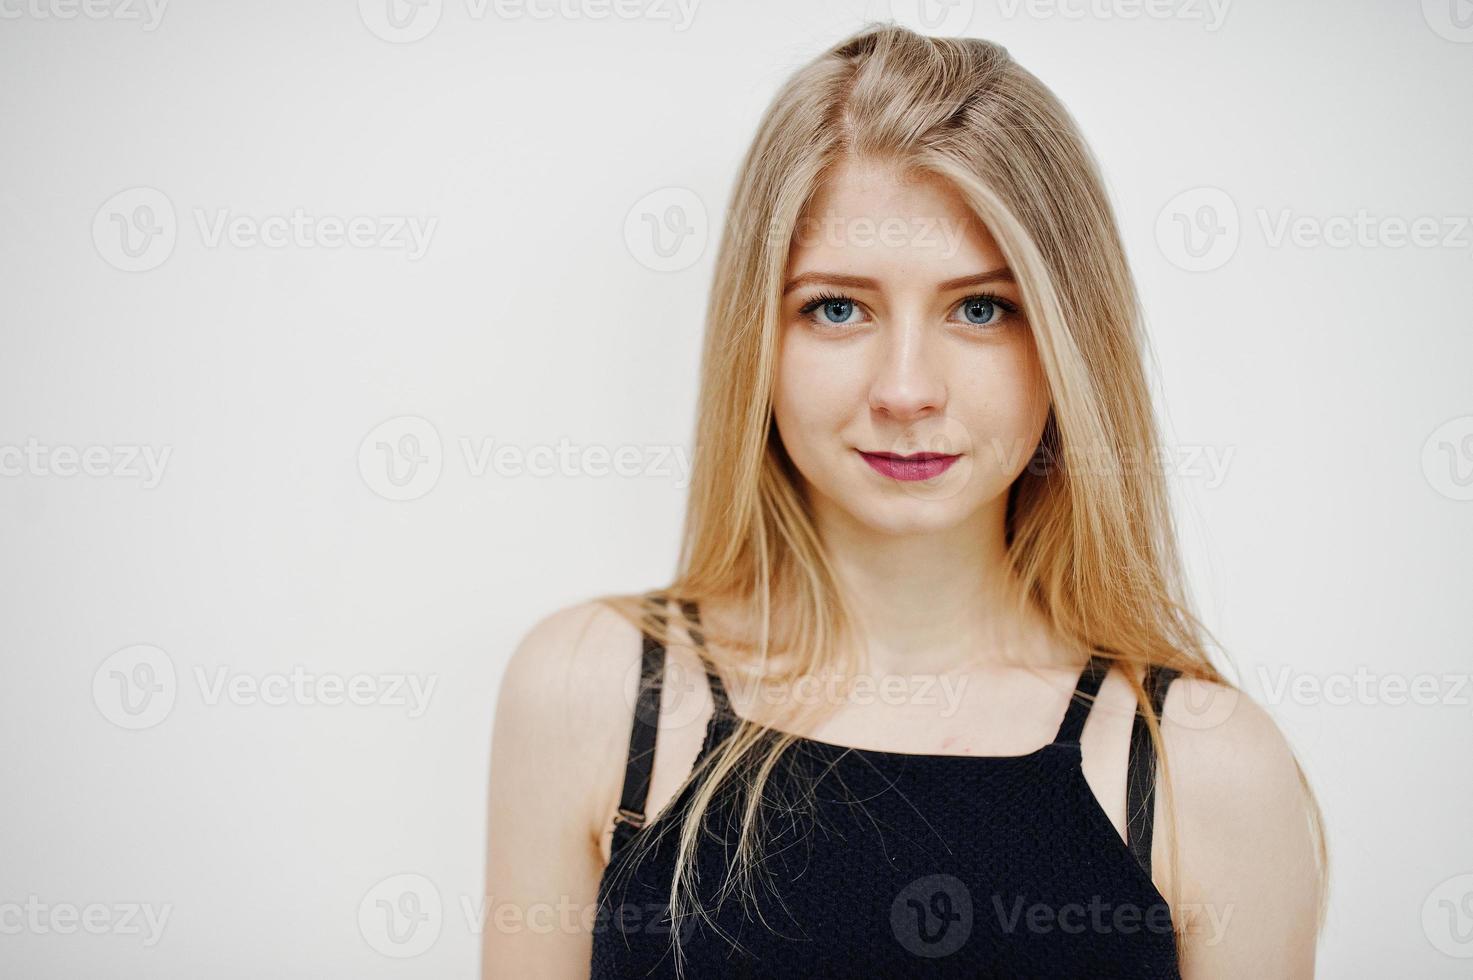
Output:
[867, 314, 946, 422]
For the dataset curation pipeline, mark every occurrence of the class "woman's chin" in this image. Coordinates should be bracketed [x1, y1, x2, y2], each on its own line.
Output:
[840, 495, 979, 538]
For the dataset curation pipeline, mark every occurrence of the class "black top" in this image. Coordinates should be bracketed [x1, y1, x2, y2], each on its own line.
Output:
[590, 598, 1183, 978]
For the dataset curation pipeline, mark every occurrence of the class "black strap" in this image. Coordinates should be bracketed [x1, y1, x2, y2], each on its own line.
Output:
[610, 595, 732, 852]
[681, 599, 732, 719]
[1126, 665, 1180, 876]
[1052, 652, 1112, 746]
[611, 597, 669, 854]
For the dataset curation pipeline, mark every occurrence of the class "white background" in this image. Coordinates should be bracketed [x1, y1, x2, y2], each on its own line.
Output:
[1, 0, 1470, 976]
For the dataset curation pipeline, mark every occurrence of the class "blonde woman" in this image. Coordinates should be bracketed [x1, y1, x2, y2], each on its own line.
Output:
[485, 23, 1326, 979]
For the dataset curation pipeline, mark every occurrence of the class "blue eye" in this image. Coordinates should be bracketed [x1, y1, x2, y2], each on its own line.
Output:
[952, 293, 1019, 329]
[959, 296, 998, 325]
[817, 298, 858, 324]
[795, 291, 1019, 330]
[799, 293, 865, 327]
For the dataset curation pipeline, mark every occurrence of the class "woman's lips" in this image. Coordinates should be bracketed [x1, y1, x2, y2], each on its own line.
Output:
[857, 450, 961, 482]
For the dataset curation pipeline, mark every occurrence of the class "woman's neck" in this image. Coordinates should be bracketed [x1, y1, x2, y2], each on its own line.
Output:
[810, 490, 1072, 676]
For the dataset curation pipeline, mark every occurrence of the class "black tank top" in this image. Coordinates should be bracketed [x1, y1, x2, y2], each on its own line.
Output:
[590, 599, 1182, 978]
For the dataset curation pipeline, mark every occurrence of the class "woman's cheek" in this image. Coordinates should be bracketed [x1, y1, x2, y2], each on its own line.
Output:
[775, 333, 854, 469]
[780, 330, 847, 411]
[984, 337, 1050, 476]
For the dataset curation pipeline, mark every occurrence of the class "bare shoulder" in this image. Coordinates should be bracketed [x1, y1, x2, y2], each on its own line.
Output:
[493, 596, 721, 860]
[1154, 674, 1324, 973]
[492, 599, 646, 829]
[1156, 675, 1312, 839]
[484, 602, 653, 974]
[497, 598, 644, 731]
[494, 592, 645, 766]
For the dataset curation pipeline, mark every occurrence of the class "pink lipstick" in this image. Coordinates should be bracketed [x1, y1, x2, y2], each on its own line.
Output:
[857, 450, 960, 482]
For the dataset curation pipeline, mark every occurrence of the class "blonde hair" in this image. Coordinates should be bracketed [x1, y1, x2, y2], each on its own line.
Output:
[596, 21, 1327, 972]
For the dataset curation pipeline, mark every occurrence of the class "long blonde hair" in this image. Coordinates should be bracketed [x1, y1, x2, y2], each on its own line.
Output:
[596, 21, 1327, 972]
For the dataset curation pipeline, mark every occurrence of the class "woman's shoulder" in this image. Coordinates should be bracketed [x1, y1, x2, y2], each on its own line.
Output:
[1094, 660, 1297, 783]
[1154, 672, 1305, 815]
[1150, 669, 1325, 941]
[494, 595, 716, 842]
[495, 598, 648, 764]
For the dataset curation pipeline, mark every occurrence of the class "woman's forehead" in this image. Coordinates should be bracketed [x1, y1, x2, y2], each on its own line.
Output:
[788, 160, 1006, 285]
[789, 179, 1007, 282]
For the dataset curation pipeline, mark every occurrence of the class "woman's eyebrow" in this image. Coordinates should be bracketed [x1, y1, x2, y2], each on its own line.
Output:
[935, 268, 1016, 291]
[782, 267, 1016, 296]
[782, 272, 877, 295]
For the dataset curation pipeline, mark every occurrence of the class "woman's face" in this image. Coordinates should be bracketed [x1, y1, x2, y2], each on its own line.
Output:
[773, 156, 1051, 536]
